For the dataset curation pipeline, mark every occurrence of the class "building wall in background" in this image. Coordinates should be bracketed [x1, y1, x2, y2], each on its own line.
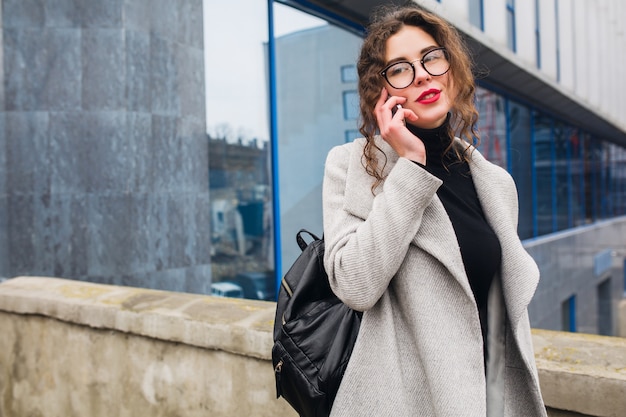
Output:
[1, 0, 625, 336]
[0, 0, 211, 293]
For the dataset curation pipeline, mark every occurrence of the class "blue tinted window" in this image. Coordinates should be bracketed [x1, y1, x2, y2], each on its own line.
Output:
[569, 129, 585, 226]
[341, 65, 357, 83]
[205, 0, 275, 300]
[475, 87, 507, 168]
[562, 295, 576, 332]
[508, 101, 533, 239]
[469, 0, 484, 30]
[345, 129, 360, 143]
[554, 123, 572, 231]
[534, 112, 554, 236]
[273, 3, 362, 275]
[506, 0, 516, 51]
[343, 90, 359, 120]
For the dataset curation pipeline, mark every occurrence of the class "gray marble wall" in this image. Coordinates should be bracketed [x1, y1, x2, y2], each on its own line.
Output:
[0, 0, 212, 293]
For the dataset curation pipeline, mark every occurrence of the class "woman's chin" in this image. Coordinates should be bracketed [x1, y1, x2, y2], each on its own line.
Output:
[408, 114, 448, 130]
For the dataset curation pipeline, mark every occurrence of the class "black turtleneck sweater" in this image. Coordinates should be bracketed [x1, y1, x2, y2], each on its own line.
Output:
[407, 117, 501, 344]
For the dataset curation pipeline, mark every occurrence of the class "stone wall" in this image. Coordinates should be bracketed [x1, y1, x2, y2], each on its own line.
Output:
[1, 277, 625, 417]
[0, 0, 211, 293]
[0, 277, 294, 417]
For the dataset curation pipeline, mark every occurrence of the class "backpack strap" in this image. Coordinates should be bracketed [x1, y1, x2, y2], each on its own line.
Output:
[295, 229, 321, 252]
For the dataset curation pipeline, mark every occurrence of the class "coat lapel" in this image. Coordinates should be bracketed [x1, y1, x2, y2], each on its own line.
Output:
[341, 138, 540, 323]
[342, 137, 475, 304]
[468, 149, 540, 329]
[412, 195, 475, 302]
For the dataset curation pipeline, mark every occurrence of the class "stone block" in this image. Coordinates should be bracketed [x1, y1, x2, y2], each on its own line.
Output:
[120, 270, 150, 288]
[178, 0, 203, 49]
[181, 120, 210, 192]
[45, 29, 81, 110]
[2, 0, 210, 290]
[81, 0, 122, 28]
[123, 0, 151, 32]
[48, 112, 89, 193]
[177, 46, 205, 120]
[152, 267, 187, 293]
[125, 30, 151, 112]
[184, 263, 212, 295]
[37, 193, 89, 278]
[87, 193, 150, 276]
[6, 112, 51, 195]
[126, 112, 152, 193]
[82, 29, 125, 111]
[193, 192, 212, 265]
[3, 0, 45, 28]
[164, 197, 189, 269]
[3, 28, 80, 111]
[3, 29, 46, 110]
[81, 111, 133, 193]
[151, 115, 180, 191]
[147, 193, 210, 276]
[150, 37, 179, 115]
[44, 0, 82, 28]
[0, 196, 7, 277]
[0, 31, 4, 111]
[0, 114, 6, 195]
[7, 195, 36, 275]
[148, 194, 170, 272]
[150, 0, 178, 40]
[49, 112, 133, 194]
[6, 192, 90, 278]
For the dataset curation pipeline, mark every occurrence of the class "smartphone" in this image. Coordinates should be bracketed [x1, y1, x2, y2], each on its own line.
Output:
[392, 104, 402, 117]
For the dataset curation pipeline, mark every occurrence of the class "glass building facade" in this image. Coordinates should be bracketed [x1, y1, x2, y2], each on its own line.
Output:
[2, 0, 623, 335]
[203, 1, 626, 305]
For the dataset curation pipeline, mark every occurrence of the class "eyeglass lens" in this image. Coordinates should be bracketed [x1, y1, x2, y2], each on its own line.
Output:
[384, 48, 449, 89]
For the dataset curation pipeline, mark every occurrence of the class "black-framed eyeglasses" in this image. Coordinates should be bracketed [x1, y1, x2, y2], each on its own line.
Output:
[380, 47, 450, 89]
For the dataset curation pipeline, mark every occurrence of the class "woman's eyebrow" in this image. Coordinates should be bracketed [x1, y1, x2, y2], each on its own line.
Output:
[384, 45, 440, 66]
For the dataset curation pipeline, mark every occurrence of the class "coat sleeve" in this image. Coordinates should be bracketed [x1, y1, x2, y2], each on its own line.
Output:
[322, 143, 442, 311]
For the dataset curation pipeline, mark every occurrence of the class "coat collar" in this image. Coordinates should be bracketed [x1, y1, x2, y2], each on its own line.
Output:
[343, 138, 539, 326]
[468, 149, 540, 328]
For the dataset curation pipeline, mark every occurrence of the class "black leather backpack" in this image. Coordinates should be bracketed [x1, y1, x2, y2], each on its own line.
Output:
[272, 229, 362, 417]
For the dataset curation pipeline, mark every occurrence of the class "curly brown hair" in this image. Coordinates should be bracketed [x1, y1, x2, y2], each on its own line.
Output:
[357, 4, 479, 190]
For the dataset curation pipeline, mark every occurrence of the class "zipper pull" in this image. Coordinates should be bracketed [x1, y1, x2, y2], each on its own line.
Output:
[274, 359, 283, 398]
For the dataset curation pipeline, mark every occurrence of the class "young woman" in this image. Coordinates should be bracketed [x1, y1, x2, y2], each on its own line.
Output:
[322, 5, 547, 416]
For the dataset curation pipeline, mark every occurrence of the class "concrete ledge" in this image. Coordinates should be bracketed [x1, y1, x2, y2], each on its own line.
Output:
[1, 277, 625, 417]
[533, 329, 626, 417]
[0, 276, 276, 360]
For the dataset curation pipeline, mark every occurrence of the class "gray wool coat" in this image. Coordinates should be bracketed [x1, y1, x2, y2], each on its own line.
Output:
[322, 136, 547, 417]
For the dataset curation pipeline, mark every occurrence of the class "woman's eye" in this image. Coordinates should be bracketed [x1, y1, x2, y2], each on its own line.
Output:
[424, 50, 444, 63]
[389, 64, 411, 76]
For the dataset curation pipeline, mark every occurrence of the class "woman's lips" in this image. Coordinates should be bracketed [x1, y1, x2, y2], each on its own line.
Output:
[417, 89, 441, 104]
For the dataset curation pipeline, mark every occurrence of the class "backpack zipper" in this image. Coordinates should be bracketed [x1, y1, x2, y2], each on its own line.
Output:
[274, 359, 283, 397]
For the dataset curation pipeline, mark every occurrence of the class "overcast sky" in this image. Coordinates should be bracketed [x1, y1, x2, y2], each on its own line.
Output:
[203, 1, 326, 142]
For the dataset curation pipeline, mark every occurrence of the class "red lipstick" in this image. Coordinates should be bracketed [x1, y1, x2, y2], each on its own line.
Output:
[417, 89, 441, 104]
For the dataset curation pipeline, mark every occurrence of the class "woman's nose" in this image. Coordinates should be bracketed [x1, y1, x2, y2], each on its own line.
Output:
[413, 64, 431, 85]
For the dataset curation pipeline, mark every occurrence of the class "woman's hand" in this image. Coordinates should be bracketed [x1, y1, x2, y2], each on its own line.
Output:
[374, 88, 426, 165]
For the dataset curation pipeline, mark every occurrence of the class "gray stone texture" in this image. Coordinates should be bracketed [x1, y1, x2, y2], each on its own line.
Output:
[1, 0, 211, 293]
